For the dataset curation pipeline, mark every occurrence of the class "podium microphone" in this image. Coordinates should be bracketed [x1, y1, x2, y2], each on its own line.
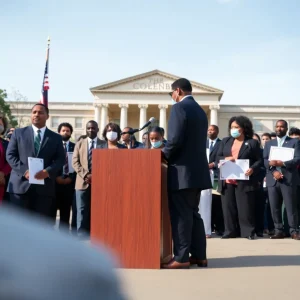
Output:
[139, 117, 156, 131]
[121, 117, 156, 135]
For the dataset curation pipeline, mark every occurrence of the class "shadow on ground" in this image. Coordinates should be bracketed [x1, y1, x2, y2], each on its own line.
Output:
[202, 255, 300, 269]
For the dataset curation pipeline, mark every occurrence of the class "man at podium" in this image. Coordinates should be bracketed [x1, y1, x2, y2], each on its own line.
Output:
[162, 78, 212, 269]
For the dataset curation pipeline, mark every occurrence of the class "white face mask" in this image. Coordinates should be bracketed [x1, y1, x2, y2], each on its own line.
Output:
[0, 125, 4, 134]
[106, 131, 118, 141]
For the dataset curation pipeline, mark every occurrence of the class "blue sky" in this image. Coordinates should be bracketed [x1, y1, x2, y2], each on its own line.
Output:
[1, 0, 299, 105]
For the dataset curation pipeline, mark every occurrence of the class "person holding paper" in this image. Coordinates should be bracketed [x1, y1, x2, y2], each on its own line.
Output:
[263, 119, 300, 240]
[54, 122, 76, 228]
[217, 116, 263, 240]
[6, 103, 65, 218]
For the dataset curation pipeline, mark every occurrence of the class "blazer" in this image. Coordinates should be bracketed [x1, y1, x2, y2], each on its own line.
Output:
[216, 136, 263, 193]
[163, 96, 212, 191]
[206, 138, 221, 178]
[56, 141, 76, 183]
[263, 137, 300, 187]
[72, 137, 106, 190]
[6, 126, 65, 196]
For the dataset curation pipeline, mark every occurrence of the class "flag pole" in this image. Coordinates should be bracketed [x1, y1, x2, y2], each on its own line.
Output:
[40, 37, 50, 107]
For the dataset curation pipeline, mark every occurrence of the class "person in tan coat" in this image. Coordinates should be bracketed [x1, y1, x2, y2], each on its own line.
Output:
[72, 120, 105, 238]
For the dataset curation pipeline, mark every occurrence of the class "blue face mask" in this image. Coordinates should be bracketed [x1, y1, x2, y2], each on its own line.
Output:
[151, 140, 162, 148]
[230, 128, 241, 138]
[171, 99, 177, 105]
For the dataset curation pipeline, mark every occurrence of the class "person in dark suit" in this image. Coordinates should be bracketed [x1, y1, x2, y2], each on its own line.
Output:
[263, 120, 300, 240]
[216, 116, 263, 240]
[206, 125, 224, 236]
[162, 78, 211, 269]
[6, 103, 65, 218]
[54, 122, 76, 228]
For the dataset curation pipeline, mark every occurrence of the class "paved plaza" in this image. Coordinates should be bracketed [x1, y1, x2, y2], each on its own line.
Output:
[118, 237, 300, 300]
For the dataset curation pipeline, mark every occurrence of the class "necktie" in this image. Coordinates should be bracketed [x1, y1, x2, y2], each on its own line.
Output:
[276, 138, 283, 172]
[210, 141, 214, 153]
[34, 130, 41, 155]
[63, 142, 69, 175]
[88, 140, 94, 172]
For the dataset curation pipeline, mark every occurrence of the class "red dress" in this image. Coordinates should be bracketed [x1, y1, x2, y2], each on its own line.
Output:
[0, 140, 11, 202]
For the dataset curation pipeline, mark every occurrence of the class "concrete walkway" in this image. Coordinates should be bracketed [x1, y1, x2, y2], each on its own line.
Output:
[118, 237, 300, 300]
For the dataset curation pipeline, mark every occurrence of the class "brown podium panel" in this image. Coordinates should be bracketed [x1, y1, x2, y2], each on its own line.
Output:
[91, 149, 172, 269]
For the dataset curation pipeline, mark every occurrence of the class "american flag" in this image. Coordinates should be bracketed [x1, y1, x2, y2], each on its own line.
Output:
[40, 38, 50, 107]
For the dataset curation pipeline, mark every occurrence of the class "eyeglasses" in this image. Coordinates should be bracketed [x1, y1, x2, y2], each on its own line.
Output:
[168, 90, 175, 97]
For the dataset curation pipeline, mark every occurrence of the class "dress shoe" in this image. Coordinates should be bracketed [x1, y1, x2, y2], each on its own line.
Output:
[215, 230, 224, 236]
[268, 230, 275, 236]
[162, 258, 190, 269]
[270, 232, 285, 239]
[291, 233, 300, 240]
[246, 235, 255, 240]
[189, 257, 208, 267]
[256, 232, 264, 237]
[206, 234, 212, 238]
[221, 233, 237, 239]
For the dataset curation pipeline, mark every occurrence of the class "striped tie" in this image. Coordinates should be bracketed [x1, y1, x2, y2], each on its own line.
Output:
[34, 130, 41, 155]
[88, 140, 94, 172]
[63, 142, 69, 175]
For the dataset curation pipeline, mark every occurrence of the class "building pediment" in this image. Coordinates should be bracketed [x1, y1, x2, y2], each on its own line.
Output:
[90, 69, 223, 97]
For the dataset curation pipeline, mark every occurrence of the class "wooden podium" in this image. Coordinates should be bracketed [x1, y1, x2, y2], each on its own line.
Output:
[91, 149, 172, 269]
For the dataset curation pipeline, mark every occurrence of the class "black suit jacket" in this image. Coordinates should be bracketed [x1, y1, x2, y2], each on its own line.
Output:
[6, 126, 65, 196]
[263, 137, 300, 187]
[216, 137, 263, 192]
[57, 141, 76, 183]
[163, 96, 211, 191]
[206, 138, 221, 178]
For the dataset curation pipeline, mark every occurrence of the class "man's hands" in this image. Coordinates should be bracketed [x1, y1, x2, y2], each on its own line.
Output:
[56, 176, 72, 185]
[84, 174, 92, 185]
[208, 162, 215, 169]
[225, 156, 235, 162]
[269, 160, 284, 167]
[245, 168, 254, 176]
[273, 170, 283, 181]
[35, 170, 49, 180]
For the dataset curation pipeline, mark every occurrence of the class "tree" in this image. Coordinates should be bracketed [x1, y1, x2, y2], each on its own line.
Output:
[0, 89, 18, 128]
[8, 88, 31, 128]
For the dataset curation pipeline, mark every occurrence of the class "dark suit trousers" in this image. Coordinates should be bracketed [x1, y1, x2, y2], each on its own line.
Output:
[211, 194, 224, 233]
[254, 186, 265, 234]
[264, 188, 274, 231]
[221, 184, 255, 237]
[268, 181, 298, 234]
[55, 182, 75, 227]
[9, 186, 54, 219]
[168, 188, 206, 263]
[76, 187, 91, 236]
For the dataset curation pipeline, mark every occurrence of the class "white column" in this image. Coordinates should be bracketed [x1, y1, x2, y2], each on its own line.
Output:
[119, 104, 129, 130]
[138, 104, 148, 142]
[209, 105, 219, 126]
[158, 104, 168, 137]
[100, 103, 109, 135]
[94, 104, 101, 126]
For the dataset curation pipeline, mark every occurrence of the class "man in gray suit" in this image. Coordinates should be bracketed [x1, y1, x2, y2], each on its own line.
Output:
[0, 205, 126, 300]
[6, 103, 65, 218]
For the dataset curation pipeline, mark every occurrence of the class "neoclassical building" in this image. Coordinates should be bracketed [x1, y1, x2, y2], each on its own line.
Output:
[8, 69, 300, 141]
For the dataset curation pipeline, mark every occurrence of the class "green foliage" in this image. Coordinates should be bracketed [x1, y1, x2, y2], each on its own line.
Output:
[0, 89, 18, 127]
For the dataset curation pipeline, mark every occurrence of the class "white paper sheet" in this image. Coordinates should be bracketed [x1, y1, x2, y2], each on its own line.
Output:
[269, 146, 294, 162]
[28, 157, 44, 185]
[67, 152, 75, 173]
[219, 159, 249, 180]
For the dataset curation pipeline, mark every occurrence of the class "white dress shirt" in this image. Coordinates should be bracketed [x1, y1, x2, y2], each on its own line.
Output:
[32, 124, 46, 143]
[63, 140, 70, 151]
[87, 137, 98, 149]
[277, 135, 287, 147]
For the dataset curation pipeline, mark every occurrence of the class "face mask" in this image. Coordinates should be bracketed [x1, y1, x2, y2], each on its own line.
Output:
[151, 140, 162, 148]
[106, 131, 118, 141]
[61, 134, 70, 141]
[0, 125, 4, 134]
[171, 91, 178, 105]
[230, 128, 241, 139]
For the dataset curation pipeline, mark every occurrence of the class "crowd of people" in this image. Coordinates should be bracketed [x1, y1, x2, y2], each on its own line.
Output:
[1, 104, 300, 243]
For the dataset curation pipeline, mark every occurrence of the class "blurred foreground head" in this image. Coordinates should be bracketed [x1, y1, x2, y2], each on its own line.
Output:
[0, 206, 126, 300]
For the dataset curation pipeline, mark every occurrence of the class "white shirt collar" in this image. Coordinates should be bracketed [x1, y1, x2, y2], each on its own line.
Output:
[180, 95, 192, 102]
[209, 138, 217, 143]
[32, 124, 46, 134]
[277, 135, 287, 143]
[63, 140, 69, 147]
[87, 137, 98, 144]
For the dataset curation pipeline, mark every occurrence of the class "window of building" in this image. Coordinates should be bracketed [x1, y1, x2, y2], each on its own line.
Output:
[289, 120, 298, 128]
[75, 117, 83, 129]
[74, 133, 82, 141]
[253, 120, 263, 132]
[51, 117, 59, 128]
